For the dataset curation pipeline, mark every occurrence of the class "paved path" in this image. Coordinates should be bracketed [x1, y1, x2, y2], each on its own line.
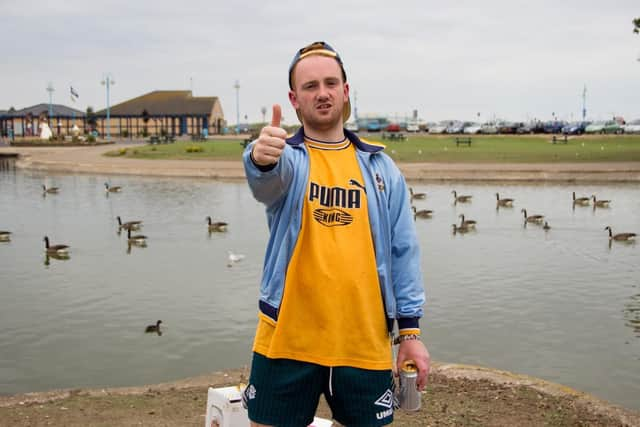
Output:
[2, 144, 640, 182]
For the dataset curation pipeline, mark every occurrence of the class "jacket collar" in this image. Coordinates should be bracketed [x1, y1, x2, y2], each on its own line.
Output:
[286, 127, 385, 153]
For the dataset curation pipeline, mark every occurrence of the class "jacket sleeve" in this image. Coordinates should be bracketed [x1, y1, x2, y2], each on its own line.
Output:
[242, 141, 294, 209]
[386, 160, 425, 333]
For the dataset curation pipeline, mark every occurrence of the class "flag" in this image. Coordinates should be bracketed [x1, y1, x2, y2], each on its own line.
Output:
[70, 86, 79, 102]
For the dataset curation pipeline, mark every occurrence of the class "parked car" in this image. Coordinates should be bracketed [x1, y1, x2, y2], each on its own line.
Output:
[561, 121, 590, 135]
[463, 122, 482, 134]
[480, 122, 498, 134]
[623, 119, 640, 134]
[428, 121, 449, 134]
[445, 121, 464, 134]
[497, 122, 520, 134]
[543, 121, 566, 134]
[345, 121, 359, 132]
[385, 123, 401, 132]
[585, 121, 623, 134]
[406, 122, 420, 132]
[366, 120, 382, 132]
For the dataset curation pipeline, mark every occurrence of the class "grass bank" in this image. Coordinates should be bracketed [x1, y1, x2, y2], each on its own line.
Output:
[104, 134, 640, 163]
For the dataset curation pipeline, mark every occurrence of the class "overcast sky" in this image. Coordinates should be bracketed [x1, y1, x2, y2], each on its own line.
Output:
[2, 0, 639, 125]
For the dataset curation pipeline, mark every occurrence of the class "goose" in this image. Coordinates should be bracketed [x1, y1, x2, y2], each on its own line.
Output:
[543, 221, 551, 231]
[42, 184, 59, 194]
[592, 195, 611, 208]
[0, 231, 11, 242]
[206, 216, 228, 232]
[604, 226, 636, 242]
[145, 320, 162, 333]
[43, 236, 69, 255]
[572, 191, 590, 206]
[412, 206, 433, 219]
[452, 224, 471, 234]
[458, 214, 477, 229]
[117, 216, 142, 231]
[127, 228, 147, 246]
[452, 190, 472, 203]
[521, 208, 544, 224]
[495, 193, 514, 207]
[104, 183, 122, 193]
[409, 188, 426, 200]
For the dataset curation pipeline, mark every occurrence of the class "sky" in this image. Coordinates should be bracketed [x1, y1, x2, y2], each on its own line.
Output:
[1, 0, 639, 125]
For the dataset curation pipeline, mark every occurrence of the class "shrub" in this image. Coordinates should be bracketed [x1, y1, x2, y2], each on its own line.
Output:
[87, 134, 96, 143]
[185, 145, 204, 153]
[118, 148, 128, 156]
[122, 129, 129, 138]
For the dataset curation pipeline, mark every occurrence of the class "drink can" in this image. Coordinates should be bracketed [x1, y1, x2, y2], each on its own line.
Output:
[398, 360, 421, 411]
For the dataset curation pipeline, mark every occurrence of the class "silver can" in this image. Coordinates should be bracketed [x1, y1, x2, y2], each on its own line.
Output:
[398, 360, 421, 411]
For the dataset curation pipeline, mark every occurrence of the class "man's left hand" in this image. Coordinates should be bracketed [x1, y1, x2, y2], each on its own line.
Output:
[396, 339, 430, 390]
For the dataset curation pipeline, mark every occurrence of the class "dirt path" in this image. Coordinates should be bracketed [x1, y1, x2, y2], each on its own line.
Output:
[1, 363, 638, 426]
[2, 143, 640, 182]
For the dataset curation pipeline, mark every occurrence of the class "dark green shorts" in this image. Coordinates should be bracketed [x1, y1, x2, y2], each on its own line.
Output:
[244, 352, 395, 427]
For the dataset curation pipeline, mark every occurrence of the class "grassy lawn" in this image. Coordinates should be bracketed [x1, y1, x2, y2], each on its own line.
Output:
[104, 134, 640, 163]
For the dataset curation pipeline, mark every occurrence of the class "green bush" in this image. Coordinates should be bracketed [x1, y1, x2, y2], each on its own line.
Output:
[185, 145, 204, 153]
[118, 148, 128, 156]
[87, 134, 96, 143]
[122, 129, 129, 138]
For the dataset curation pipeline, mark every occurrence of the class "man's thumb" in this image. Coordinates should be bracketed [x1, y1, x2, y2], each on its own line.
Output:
[271, 104, 282, 127]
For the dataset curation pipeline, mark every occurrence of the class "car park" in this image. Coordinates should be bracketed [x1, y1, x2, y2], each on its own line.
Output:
[543, 121, 566, 134]
[561, 121, 590, 135]
[445, 121, 465, 134]
[585, 120, 623, 134]
[463, 122, 482, 134]
[480, 122, 498, 134]
[428, 121, 449, 134]
[623, 119, 640, 134]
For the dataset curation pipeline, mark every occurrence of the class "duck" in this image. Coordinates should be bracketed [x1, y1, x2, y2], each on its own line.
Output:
[604, 226, 636, 242]
[42, 184, 59, 194]
[543, 221, 551, 231]
[521, 208, 544, 224]
[409, 188, 426, 200]
[452, 190, 472, 203]
[0, 231, 11, 242]
[412, 206, 433, 219]
[127, 228, 147, 246]
[145, 320, 162, 333]
[452, 224, 471, 234]
[592, 195, 611, 208]
[495, 193, 514, 207]
[117, 216, 142, 231]
[458, 214, 477, 229]
[43, 236, 69, 255]
[104, 183, 122, 193]
[206, 216, 228, 232]
[572, 191, 590, 206]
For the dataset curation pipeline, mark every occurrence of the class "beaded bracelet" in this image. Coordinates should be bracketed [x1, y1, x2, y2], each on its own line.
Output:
[393, 333, 420, 345]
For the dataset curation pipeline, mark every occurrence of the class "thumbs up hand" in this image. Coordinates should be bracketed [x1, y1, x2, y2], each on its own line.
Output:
[252, 104, 287, 166]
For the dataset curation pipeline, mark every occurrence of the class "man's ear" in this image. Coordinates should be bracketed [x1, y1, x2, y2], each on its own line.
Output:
[289, 90, 299, 110]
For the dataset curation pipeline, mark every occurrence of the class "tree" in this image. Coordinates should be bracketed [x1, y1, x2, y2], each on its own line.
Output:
[141, 109, 150, 137]
[634, 17, 640, 34]
[86, 106, 97, 130]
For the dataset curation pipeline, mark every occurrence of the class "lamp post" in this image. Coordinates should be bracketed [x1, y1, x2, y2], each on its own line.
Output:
[101, 74, 115, 140]
[46, 82, 55, 120]
[234, 80, 240, 134]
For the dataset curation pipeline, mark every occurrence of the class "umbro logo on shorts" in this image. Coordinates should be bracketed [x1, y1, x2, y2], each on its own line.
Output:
[374, 389, 394, 420]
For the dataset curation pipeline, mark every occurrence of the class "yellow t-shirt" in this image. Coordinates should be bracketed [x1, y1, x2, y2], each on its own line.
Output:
[253, 136, 392, 370]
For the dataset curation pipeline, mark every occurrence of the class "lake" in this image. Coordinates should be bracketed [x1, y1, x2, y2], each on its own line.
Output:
[1, 159, 638, 411]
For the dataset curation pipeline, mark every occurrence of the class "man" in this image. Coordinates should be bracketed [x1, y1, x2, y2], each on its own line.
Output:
[243, 41, 429, 426]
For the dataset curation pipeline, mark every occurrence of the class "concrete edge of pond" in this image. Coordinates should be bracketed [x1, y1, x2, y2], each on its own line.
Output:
[1, 362, 638, 424]
[2, 145, 640, 183]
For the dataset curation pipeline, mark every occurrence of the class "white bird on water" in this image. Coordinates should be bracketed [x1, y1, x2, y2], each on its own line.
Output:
[227, 251, 245, 267]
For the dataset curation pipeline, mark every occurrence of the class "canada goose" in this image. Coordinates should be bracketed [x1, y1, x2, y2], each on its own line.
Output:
[0, 231, 11, 242]
[592, 195, 611, 208]
[127, 228, 147, 246]
[452, 190, 472, 203]
[604, 226, 636, 242]
[458, 214, 477, 229]
[452, 224, 471, 234]
[543, 221, 551, 231]
[521, 208, 544, 224]
[206, 216, 228, 232]
[43, 236, 69, 255]
[572, 191, 590, 206]
[409, 188, 426, 200]
[145, 320, 162, 333]
[412, 206, 433, 219]
[495, 193, 514, 207]
[104, 183, 122, 193]
[117, 216, 142, 231]
[42, 185, 59, 194]
[227, 251, 245, 267]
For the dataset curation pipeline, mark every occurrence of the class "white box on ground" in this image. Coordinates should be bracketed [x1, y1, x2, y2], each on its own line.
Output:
[205, 386, 333, 427]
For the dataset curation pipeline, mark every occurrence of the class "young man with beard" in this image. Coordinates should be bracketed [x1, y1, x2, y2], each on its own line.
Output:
[243, 41, 429, 426]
